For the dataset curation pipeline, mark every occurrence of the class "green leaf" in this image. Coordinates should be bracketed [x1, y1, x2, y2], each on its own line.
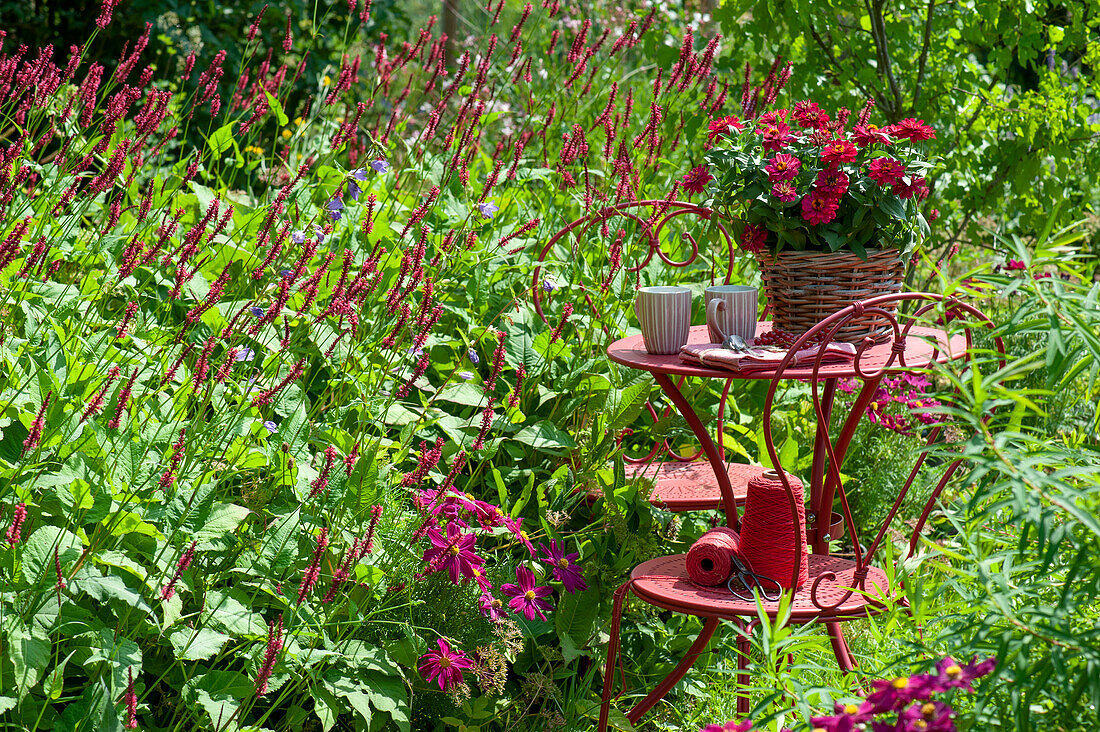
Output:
[263, 89, 289, 126]
[22, 525, 83, 584]
[2, 620, 50, 700]
[512, 422, 576, 452]
[554, 588, 599, 648]
[183, 670, 253, 728]
[202, 588, 266, 636]
[206, 122, 236, 157]
[169, 627, 232, 661]
[44, 651, 76, 700]
[70, 572, 153, 616]
[192, 503, 250, 550]
[84, 629, 142, 694]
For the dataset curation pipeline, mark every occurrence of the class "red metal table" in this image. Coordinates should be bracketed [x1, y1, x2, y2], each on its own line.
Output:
[601, 310, 975, 728]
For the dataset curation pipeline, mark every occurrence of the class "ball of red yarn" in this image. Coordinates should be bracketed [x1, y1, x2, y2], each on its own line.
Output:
[686, 527, 742, 586]
[738, 470, 809, 589]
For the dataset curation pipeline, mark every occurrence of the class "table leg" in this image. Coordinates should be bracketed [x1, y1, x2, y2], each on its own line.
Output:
[626, 616, 721, 724]
[652, 372, 739, 524]
[808, 380, 836, 549]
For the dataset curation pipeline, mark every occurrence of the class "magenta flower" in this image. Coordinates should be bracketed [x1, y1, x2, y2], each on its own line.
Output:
[421, 521, 484, 584]
[503, 516, 536, 556]
[898, 699, 953, 731]
[910, 656, 997, 697]
[501, 565, 553, 621]
[479, 591, 508, 621]
[700, 723, 753, 732]
[539, 539, 587, 594]
[418, 638, 475, 691]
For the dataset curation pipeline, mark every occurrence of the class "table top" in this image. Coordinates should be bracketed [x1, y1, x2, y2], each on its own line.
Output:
[607, 323, 968, 380]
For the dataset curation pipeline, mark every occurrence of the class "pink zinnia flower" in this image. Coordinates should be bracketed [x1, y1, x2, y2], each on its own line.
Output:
[801, 192, 840, 225]
[501, 565, 553, 620]
[539, 539, 587, 594]
[820, 138, 858, 165]
[892, 175, 928, 200]
[866, 157, 907, 187]
[764, 153, 800, 182]
[757, 121, 793, 151]
[681, 165, 714, 196]
[791, 100, 829, 129]
[706, 114, 744, 143]
[1005, 259, 1027, 270]
[851, 124, 893, 147]
[418, 638, 475, 691]
[770, 181, 798, 203]
[815, 167, 849, 197]
[889, 118, 936, 141]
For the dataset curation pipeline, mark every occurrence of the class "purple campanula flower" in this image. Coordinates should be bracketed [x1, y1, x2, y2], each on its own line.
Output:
[263, 420, 277, 431]
[458, 371, 475, 381]
[477, 201, 499, 220]
[235, 347, 255, 362]
[370, 159, 388, 173]
[280, 269, 292, 277]
[250, 306, 264, 317]
[291, 230, 307, 244]
[542, 280, 556, 293]
[326, 197, 344, 221]
[353, 167, 370, 181]
[409, 346, 424, 358]
[347, 179, 361, 201]
[467, 349, 479, 365]
[312, 223, 326, 243]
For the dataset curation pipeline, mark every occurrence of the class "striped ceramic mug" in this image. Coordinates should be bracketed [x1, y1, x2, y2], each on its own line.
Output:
[634, 286, 692, 355]
[705, 285, 758, 344]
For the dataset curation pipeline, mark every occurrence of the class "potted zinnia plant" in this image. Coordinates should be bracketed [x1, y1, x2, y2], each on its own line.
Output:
[693, 97, 938, 342]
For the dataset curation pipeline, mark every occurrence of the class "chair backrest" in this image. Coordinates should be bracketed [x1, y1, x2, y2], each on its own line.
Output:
[760, 293, 1006, 604]
[532, 200, 753, 466]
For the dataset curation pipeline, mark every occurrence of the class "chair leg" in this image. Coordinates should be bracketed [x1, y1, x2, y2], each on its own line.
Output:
[625, 616, 721, 725]
[735, 619, 754, 717]
[598, 581, 634, 732]
[826, 621, 857, 672]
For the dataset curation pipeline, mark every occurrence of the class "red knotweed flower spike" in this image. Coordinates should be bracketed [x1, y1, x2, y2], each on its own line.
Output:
[117, 301, 138, 338]
[484, 330, 506, 393]
[472, 407, 495, 451]
[255, 615, 284, 695]
[549, 304, 573, 344]
[55, 546, 67, 591]
[5, 503, 27, 545]
[82, 366, 121, 422]
[22, 390, 52, 454]
[508, 366, 525, 409]
[161, 540, 196, 600]
[364, 505, 383, 554]
[308, 447, 339, 498]
[297, 527, 329, 604]
[124, 667, 137, 728]
[108, 369, 139, 430]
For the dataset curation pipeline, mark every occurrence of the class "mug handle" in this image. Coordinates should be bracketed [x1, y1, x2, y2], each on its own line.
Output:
[706, 298, 728, 341]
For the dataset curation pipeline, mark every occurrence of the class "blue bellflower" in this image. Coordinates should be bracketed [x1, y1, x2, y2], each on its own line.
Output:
[477, 201, 499, 220]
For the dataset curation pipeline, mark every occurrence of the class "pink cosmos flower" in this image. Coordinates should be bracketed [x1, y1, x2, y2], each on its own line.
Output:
[539, 539, 587, 594]
[770, 181, 798, 203]
[700, 722, 754, 732]
[478, 591, 508, 621]
[418, 638, 476, 691]
[801, 191, 840, 225]
[501, 565, 554, 620]
[764, 153, 800, 182]
[421, 521, 484, 584]
[503, 516, 536, 556]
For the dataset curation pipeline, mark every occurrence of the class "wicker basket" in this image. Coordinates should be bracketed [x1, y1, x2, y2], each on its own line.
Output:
[757, 248, 904, 343]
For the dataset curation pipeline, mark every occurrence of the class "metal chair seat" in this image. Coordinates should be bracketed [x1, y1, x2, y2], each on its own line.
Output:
[628, 461, 759, 511]
[629, 553, 891, 622]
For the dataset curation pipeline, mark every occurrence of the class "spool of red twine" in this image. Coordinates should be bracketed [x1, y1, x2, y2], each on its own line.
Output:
[738, 470, 809, 589]
[686, 527, 742, 586]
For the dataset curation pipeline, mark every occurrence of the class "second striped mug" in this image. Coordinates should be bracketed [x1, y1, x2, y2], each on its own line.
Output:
[705, 285, 758, 345]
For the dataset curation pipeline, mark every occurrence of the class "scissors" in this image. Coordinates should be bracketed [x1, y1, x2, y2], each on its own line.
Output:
[726, 553, 783, 602]
[723, 334, 749, 353]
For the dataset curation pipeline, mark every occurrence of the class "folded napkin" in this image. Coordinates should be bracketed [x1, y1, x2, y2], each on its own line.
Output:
[680, 340, 858, 372]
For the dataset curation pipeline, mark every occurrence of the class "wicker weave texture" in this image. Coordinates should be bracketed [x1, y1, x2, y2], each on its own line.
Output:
[758, 248, 904, 343]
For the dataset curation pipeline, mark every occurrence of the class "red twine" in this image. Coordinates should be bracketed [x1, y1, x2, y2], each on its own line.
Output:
[739, 470, 808, 589]
[686, 527, 741, 586]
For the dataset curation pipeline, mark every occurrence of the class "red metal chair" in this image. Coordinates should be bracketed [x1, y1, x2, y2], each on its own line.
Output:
[533, 200, 767, 512]
[596, 293, 1006, 729]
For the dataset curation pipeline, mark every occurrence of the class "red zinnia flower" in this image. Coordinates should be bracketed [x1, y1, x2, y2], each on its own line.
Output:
[889, 118, 936, 141]
[866, 157, 907, 186]
[791, 100, 829, 129]
[418, 638, 475, 691]
[820, 138, 858, 165]
[815, 167, 849, 197]
[739, 224, 768, 254]
[764, 153, 800, 182]
[771, 181, 798, 203]
[851, 124, 893, 147]
[757, 121, 793, 151]
[706, 114, 744, 143]
[801, 192, 840, 225]
[501, 565, 554, 620]
[892, 175, 928, 200]
[681, 165, 714, 196]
